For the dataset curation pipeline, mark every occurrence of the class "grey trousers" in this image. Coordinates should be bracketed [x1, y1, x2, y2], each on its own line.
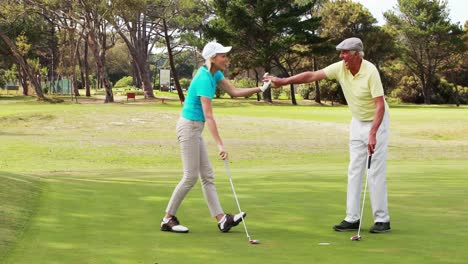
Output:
[165, 117, 224, 217]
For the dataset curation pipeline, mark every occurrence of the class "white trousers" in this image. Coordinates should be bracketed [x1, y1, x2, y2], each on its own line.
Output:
[344, 112, 390, 223]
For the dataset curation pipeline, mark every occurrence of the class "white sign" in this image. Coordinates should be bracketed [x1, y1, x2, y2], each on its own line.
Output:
[160, 69, 171, 86]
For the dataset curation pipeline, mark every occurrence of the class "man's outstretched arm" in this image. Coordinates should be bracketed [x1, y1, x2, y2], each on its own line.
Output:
[264, 70, 327, 87]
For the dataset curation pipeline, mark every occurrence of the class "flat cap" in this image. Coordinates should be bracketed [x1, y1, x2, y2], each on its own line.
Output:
[336, 37, 363, 52]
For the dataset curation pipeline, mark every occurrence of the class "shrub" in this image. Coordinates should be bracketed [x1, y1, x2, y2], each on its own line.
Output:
[114, 76, 133, 88]
[283, 87, 291, 99]
[391, 75, 424, 103]
[0, 70, 6, 88]
[457, 86, 468, 105]
[431, 78, 468, 105]
[432, 78, 456, 104]
[319, 79, 340, 103]
[215, 85, 226, 98]
[297, 84, 311, 100]
[179, 78, 191, 90]
[153, 78, 160, 90]
[231, 78, 257, 98]
[272, 86, 283, 99]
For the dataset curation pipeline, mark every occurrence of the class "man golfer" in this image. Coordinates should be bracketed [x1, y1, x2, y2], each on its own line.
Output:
[264, 37, 391, 233]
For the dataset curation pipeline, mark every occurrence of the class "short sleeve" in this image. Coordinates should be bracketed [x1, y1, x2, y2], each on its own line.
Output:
[193, 74, 214, 99]
[369, 67, 384, 98]
[214, 70, 224, 84]
[323, 61, 342, 80]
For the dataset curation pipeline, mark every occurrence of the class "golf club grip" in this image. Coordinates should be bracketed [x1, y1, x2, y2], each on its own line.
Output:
[367, 155, 372, 169]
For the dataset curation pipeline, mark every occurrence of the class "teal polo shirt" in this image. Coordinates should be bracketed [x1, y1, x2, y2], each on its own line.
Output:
[181, 66, 224, 121]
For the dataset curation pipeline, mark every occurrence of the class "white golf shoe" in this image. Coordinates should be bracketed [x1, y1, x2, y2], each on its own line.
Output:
[160, 216, 189, 233]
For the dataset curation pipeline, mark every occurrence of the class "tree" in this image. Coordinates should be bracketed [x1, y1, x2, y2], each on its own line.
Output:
[319, 0, 376, 41]
[319, 0, 396, 95]
[385, 0, 465, 104]
[0, 1, 45, 99]
[441, 21, 468, 89]
[106, 38, 132, 85]
[33, 0, 117, 102]
[174, 50, 197, 79]
[107, 0, 160, 98]
[206, 0, 324, 104]
[0, 2, 51, 99]
[154, 0, 209, 103]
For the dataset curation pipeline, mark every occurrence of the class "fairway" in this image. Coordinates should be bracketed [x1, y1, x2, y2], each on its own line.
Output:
[1, 98, 467, 264]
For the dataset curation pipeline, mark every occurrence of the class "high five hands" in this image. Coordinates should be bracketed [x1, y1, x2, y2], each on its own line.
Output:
[262, 74, 286, 88]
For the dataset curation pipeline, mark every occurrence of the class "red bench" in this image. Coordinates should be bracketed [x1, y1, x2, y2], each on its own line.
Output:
[126, 92, 136, 101]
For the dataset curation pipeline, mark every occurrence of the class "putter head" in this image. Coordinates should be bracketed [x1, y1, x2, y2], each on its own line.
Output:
[350, 235, 361, 241]
[249, 239, 260, 244]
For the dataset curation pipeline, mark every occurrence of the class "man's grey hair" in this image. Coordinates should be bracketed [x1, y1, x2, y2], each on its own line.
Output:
[350, 50, 365, 58]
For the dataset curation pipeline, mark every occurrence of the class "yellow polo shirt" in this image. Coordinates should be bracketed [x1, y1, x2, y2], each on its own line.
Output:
[323, 60, 388, 121]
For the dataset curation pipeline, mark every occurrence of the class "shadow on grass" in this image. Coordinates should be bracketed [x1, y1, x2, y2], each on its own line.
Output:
[389, 104, 467, 109]
[0, 96, 34, 101]
[0, 95, 64, 104]
[0, 172, 42, 263]
[211, 99, 342, 108]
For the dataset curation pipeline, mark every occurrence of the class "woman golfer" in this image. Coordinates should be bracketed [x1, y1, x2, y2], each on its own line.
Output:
[161, 41, 272, 233]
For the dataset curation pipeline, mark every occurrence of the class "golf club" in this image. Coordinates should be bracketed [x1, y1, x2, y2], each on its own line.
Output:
[350, 155, 372, 241]
[223, 159, 260, 245]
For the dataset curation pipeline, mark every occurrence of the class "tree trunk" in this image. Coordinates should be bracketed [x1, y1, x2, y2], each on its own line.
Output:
[262, 89, 272, 103]
[0, 29, 43, 98]
[77, 47, 86, 93]
[72, 36, 81, 97]
[133, 53, 155, 98]
[290, 84, 297, 105]
[132, 62, 141, 88]
[253, 69, 261, 101]
[421, 73, 431, 104]
[162, 18, 185, 102]
[84, 40, 91, 97]
[68, 20, 80, 97]
[19, 67, 28, 95]
[72, 73, 79, 96]
[48, 23, 57, 95]
[139, 61, 155, 98]
[86, 33, 113, 102]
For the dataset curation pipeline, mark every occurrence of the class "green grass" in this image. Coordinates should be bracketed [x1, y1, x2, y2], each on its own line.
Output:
[0, 172, 42, 261]
[0, 97, 467, 263]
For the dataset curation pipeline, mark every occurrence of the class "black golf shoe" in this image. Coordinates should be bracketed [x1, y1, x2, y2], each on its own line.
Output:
[160, 216, 189, 233]
[369, 222, 391, 233]
[218, 212, 246, 232]
[333, 220, 360, 232]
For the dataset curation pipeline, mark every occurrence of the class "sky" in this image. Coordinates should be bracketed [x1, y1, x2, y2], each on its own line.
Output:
[353, 0, 467, 26]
